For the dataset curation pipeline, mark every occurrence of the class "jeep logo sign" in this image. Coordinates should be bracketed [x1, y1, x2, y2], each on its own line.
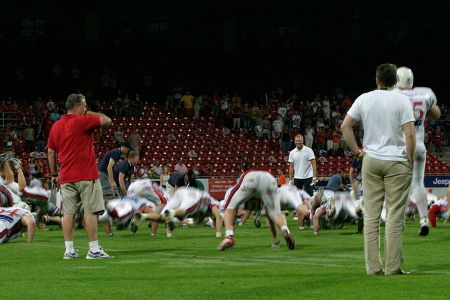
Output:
[424, 176, 450, 188]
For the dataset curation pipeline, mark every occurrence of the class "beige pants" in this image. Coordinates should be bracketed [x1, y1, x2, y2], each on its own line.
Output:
[61, 179, 105, 216]
[362, 155, 412, 275]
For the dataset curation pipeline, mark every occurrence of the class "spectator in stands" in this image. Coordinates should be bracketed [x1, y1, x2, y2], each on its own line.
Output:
[281, 126, 291, 150]
[277, 168, 286, 187]
[220, 93, 230, 121]
[114, 126, 124, 148]
[231, 92, 241, 108]
[159, 165, 171, 189]
[151, 160, 162, 177]
[333, 128, 341, 152]
[326, 128, 334, 151]
[211, 92, 220, 119]
[250, 101, 261, 128]
[180, 90, 194, 117]
[23, 122, 35, 152]
[46, 97, 55, 112]
[292, 109, 301, 131]
[193, 94, 204, 119]
[342, 95, 353, 110]
[231, 102, 241, 130]
[272, 115, 284, 138]
[241, 102, 251, 130]
[174, 159, 188, 174]
[315, 127, 327, 151]
[122, 94, 131, 117]
[49, 104, 61, 122]
[304, 124, 314, 149]
[127, 129, 141, 151]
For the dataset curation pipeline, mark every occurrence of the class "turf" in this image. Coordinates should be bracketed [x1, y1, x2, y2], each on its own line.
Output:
[2, 218, 450, 300]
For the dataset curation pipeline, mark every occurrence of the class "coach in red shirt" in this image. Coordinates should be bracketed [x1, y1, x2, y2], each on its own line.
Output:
[48, 93, 112, 260]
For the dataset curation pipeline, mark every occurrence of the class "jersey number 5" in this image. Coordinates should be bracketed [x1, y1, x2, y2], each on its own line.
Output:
[412, 101, 425, 126]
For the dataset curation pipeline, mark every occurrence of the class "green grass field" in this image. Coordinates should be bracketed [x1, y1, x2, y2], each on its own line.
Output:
[2, 218, 450, 300]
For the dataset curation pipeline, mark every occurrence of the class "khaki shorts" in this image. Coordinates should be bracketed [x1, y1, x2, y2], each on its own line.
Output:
[61, 179, 105, 216]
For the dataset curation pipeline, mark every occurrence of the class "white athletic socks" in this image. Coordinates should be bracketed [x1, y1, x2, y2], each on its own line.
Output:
[281, 225, 289, 233]
[65, 241, 74, 252]
[89, 240, 100, 252]
[225, 230, 234, 237]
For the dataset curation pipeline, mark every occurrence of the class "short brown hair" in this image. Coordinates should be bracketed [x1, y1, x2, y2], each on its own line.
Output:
[128, 149, 139, 159]
[376, 63, 397, 88]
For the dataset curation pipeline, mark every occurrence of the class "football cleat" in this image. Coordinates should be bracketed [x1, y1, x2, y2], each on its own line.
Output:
[282, 229, 296, 250]
[217, 236, 235, 251]
[419, 217, 429, 236]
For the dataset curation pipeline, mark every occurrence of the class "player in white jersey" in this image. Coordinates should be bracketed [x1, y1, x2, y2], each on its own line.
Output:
[99, 195, 157, 232]
[218, 170, 295, 250]
[428, 187, 449, 228]
[395, 67, 441, 236]
[277, 184, 312, 229]
[127, 179, 169, 235]
[162, 187, 223, 237]
[0, 205, 36, 244]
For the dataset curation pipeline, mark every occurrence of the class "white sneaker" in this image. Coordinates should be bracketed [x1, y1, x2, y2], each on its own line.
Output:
[86, 247, 113, 259]
[63, 250, 79, 260]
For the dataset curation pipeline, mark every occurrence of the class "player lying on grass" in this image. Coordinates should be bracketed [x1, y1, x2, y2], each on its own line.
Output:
[0, 203, 36, 244]
[160, 187, 223, 238]
[218, 170, 295, 251]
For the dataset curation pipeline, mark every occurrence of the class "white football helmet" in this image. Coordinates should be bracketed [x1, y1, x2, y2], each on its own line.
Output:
[396, 67, 414, 89]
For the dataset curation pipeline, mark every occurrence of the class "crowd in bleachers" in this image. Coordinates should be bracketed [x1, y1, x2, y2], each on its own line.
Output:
[1, 88, 449, 180]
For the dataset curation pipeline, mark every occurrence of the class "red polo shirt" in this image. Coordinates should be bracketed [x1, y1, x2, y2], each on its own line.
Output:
[47, 114, 101, 184]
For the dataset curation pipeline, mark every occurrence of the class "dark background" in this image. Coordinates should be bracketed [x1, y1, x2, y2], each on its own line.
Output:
[1, 0, 449, 102]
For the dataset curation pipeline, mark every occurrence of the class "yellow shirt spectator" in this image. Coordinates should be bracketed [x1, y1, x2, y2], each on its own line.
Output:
[181, 93, 194, 110]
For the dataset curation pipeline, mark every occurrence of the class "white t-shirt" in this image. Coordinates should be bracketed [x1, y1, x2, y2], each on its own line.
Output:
[347, 90, 415, 161]
[288, 146, 315, 179]
[278, 107, 287, 118]
[272, 119, 284, 133]
[305, 128, 314, 139]
[393, 87, 437, 144]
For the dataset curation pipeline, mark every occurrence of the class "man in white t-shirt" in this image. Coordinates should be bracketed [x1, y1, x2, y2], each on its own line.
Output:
[394, 66, 441, 236]
[341, 63, 415, 276]
[288, 134, 317, 196]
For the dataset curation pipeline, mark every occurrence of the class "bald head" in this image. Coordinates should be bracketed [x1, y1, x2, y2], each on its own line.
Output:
[294, 134, 304, 150]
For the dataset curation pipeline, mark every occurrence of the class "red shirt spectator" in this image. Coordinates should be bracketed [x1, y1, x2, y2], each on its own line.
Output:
[47, 114, 101, 184]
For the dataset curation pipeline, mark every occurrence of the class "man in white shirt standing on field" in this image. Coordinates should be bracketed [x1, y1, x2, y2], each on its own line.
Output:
[288, 134, 317, 196]
[341, 63, 416, 276]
